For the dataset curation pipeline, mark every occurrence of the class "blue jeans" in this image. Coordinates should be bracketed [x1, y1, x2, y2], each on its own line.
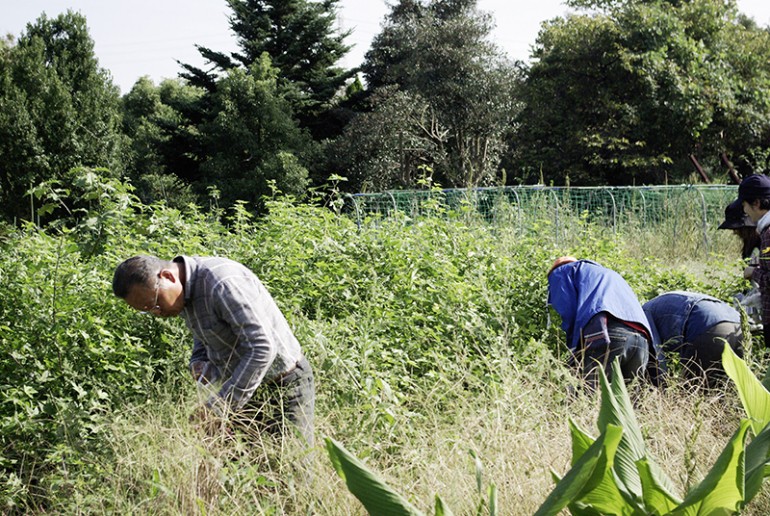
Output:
[681, 322, 743, 387]
[572, 320, 650, 389]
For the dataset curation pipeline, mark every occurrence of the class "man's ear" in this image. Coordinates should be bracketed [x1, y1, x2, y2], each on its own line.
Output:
[159, 268, 177, 283]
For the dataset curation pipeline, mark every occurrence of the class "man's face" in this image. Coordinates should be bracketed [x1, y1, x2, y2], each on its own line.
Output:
[123, 274, 184, 317]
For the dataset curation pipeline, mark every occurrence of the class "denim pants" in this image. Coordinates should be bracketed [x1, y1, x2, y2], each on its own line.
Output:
[681, 322, 743, 385]
[234, 357, 315, 446]
[572, 320, 650, 388]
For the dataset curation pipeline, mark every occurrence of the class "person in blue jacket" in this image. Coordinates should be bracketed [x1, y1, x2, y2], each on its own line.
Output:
[643, 291, 743, 386]
[547, 257, 660, 388]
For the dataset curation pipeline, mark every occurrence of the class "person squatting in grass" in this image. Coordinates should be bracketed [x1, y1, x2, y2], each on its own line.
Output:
[112, 255, 314, 446]
[643, 291, 744, 388]
[737, 174, 770, 347]
[547, 257, 663, 389]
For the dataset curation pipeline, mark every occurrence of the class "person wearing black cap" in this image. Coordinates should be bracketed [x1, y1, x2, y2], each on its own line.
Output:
[718, 199, 762, 332]
[739, 174, 770, 345]
[718, 199, 760, 260]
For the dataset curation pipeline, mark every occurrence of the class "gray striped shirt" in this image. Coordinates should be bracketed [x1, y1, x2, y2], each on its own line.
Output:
[177, 256, 303, 412]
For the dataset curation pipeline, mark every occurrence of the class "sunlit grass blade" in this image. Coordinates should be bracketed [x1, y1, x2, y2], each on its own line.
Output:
[722, 344, 770, 435]
[487, 484, 497, 516]
[671, 419, 750, 515]
[533, 424, 623, 516]
[326, 437, 425, 516]
[637, 458, 683, 515]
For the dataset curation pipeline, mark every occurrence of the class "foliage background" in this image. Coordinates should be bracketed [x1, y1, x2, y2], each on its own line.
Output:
[1, 169, 765, 513]
[4, 0, 770, 223]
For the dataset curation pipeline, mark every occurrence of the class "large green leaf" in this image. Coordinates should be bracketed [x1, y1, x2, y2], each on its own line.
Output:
[326, 437, 425, 516]
[533, 424, 624, 516]
[637, 458, 683, 515]
[569, 418, 596, 463]
[597, 360, 679, 508]
[567, 420, 636, 515]
[671, 419, 750, 515]
[722, 344, 770, 435]
[434, 495, 454, 516]
[744, 421, 770, 504]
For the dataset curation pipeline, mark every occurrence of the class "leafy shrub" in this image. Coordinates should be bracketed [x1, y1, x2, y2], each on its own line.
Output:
[0, 170, 751, 511]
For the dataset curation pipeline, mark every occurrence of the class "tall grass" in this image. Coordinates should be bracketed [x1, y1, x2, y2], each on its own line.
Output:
[39, 360, 770, 514]
[1, 170, 765, 514]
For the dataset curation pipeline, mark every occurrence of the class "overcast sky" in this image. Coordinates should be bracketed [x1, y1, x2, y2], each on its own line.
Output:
[3, 0, 770, 94]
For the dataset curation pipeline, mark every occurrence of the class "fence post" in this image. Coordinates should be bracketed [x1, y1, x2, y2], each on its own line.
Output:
[604, 188, 617, 235]
[387, 191, 397, 215]
[637, 189, 647, 226]
[549, 189, 561, 245]
[346, 194, 361, 231]
[695, 186, 709, 252]
[510, 187, 522, 236]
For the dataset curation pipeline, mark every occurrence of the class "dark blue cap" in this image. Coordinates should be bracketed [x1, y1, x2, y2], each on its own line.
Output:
[738, 174, 770, 202]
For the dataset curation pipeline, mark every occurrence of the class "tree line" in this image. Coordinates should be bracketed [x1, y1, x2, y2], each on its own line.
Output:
[2, 0, 770, 222]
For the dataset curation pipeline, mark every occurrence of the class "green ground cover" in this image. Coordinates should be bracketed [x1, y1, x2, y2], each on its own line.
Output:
[0, 170, 765, 514]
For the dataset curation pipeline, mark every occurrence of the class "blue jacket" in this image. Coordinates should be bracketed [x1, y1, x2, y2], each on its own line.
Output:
[547, 260, 653, 352]
[643, 291, 740, 352]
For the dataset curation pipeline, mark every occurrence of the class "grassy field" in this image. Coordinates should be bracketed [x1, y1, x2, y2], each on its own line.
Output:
[0, 173, 766, 514]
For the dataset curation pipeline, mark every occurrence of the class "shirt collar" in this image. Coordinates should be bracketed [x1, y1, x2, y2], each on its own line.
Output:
[173, 255, 197, 300]
[757, 211, 770, 234]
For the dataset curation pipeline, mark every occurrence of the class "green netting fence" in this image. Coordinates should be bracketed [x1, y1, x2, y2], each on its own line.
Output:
[344, 185, 739, 254]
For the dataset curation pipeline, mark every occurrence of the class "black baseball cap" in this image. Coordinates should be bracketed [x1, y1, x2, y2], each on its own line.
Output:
[718, 199, 755, 230]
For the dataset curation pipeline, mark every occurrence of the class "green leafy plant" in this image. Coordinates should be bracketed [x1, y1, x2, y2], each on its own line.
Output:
[535, 358, 756, 515]
[326, 438, 498, 515]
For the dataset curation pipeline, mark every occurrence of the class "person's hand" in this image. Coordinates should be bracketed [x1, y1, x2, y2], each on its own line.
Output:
[190, 405, 232, 437]
[744, 265, 756, 280]
[191, 361, 209, 384]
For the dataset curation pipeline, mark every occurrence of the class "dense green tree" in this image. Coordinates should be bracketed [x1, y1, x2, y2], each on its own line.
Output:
[510, 0, 770, 185]
[0, 11, 123, 222]
[180, 0, 353, 135]
[342, 0, 521, 189]
[198, 55, 315, 208]
[328, 86, 447, 191]
[121, 77, 204, 207]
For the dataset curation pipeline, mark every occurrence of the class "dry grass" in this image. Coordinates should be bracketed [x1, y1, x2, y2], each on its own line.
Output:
[51, 356, 770, 515]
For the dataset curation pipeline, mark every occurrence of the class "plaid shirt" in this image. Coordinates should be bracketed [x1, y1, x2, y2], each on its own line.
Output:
[751, 225, 770, 329]
[178, 256, 303, 412]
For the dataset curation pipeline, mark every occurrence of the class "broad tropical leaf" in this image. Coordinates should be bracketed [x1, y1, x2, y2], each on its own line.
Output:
[637, 458, 683, 514]
[434, 495, 454, 516]
[326, 437, 425, 516]
[744, 419, 770, 503]
[569, 418, 596, 463]
[597, 360, 678, 508]
[534, 424, 623, 516]
[671, 419, 750, 515]
[567, 419, 635, 515]
[722, 344, 770, 435]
